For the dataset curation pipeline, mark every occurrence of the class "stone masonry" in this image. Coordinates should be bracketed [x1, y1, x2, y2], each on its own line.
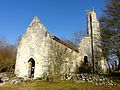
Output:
[15, 10, 107, 79]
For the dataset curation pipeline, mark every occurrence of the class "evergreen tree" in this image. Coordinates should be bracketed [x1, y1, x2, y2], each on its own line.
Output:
[100, 0, 120, 70]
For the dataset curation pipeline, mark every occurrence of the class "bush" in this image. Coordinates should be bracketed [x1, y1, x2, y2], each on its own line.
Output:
[0, 38, 16, 73]
[78, 62, 92, 73]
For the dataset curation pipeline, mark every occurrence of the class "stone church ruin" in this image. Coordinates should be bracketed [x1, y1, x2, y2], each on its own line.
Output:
[15, 10, 107, 79]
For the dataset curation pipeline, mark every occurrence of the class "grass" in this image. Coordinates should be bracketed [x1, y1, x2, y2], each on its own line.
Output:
[0, 80, 120, 90]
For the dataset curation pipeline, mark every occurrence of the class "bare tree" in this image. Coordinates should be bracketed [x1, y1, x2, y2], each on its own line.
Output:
[72, 30, 84, 45]
[47, 39, 78, 81]
[47, 41, 67, 81]
[0, 37, 16, 73]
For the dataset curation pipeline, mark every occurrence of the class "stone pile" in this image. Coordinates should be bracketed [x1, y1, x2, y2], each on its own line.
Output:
[0, 73, 9, 83]
[10, 77, 24, 84]
[64, 73, 117, 85]
[0, 73, 24, 85]
[0, 73, 9, 86]
[0, 73, 118, 86]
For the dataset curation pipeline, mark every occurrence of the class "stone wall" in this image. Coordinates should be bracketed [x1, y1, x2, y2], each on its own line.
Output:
[15, 10, 107, 79]
[79, 10, 107, 73]
[15, 17, 51, 79]
[15, 16, 80, 79]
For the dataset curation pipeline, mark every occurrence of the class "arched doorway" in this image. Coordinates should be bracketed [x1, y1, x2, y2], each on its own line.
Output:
[84, 56, 88, 63]
[28, 58, 35, 78]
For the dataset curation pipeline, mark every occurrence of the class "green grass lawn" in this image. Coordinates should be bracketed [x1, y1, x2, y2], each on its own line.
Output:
[0, 80, 120, 90]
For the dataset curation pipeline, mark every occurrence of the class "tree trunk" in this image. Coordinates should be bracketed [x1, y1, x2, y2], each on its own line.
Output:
[116, 50, 120, 70]
[106, 59, 111, 73]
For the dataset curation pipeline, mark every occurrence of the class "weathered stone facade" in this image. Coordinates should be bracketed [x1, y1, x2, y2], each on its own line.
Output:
[15, 17, 51, 79]
[15, 10, 107, 79]
[79, 10, 107, 72]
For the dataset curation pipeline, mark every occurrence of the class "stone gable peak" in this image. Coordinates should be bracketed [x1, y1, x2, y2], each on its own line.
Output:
[28, 16, 48, 32]
[30, 16, 41, 26]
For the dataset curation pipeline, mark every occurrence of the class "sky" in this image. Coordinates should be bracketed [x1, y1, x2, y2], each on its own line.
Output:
[0, 0, 105, 44]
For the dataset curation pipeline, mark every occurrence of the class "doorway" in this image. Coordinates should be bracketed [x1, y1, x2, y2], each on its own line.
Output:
[28, 58, 35, 78]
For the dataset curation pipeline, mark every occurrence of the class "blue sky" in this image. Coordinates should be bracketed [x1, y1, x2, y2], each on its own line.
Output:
[0, 0, 105, 44]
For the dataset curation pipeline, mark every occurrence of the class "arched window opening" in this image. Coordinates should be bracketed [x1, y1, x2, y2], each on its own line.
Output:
[84, 56, 88, 63]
